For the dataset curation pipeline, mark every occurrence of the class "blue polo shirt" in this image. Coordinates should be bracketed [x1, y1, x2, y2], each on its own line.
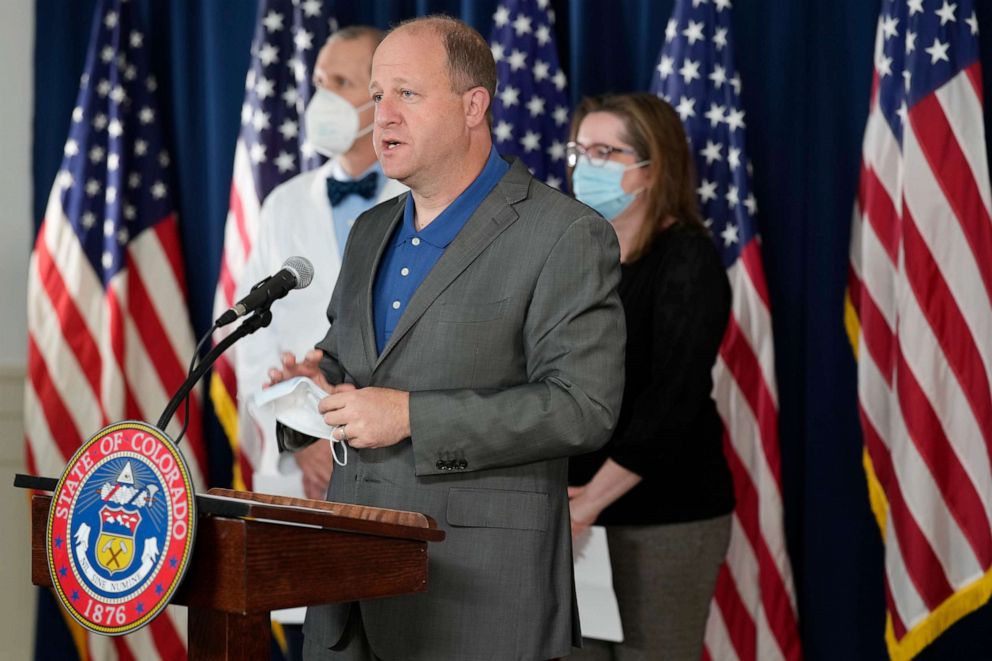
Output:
[373, 147, 509, 353]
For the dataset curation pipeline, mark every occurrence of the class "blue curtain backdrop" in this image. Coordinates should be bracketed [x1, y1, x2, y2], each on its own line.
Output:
[30, 1, 992, 659]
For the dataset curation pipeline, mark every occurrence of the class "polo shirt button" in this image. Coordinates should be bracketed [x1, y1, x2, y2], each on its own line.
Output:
[411, 237, 421, 246]
[392, 301, 401, 310]
[400, 267, 410, 276]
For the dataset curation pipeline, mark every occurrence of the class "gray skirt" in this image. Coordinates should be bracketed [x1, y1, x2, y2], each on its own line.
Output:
[569, 514, 732, 661]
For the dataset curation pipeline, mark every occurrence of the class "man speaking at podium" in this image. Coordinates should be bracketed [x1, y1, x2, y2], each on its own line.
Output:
[271, 15, 625, 661]
[236, 26, 406, 501]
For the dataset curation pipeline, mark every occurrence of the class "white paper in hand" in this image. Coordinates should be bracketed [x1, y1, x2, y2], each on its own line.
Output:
[252, 376, 335, 439]
[573, 526, 624, 642]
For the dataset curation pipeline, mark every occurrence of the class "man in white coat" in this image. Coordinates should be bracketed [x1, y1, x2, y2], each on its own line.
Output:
[235, 26, 407, 501]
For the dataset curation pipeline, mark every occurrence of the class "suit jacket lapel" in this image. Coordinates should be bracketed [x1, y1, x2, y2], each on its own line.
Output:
[360, 194, 407, 371]
[374, 159, 532, 371]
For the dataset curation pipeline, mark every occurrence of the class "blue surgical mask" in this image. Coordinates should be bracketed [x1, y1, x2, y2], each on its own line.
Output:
[572, 159, 650, 220]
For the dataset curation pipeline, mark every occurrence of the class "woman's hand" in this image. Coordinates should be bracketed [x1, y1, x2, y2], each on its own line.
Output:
[568, 460, 644, 541]
[568, 485, 603, 541]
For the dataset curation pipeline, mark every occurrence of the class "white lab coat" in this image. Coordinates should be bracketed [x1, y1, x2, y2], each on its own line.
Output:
[234, 159, 407, 498]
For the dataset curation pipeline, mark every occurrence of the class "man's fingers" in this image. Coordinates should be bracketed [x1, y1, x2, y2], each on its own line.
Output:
[345, 433, 374, 449]
[313, 387, 407, 450]
[318, 393, 348, 415]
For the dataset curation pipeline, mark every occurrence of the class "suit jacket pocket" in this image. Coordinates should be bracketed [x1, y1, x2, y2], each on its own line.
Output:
[445, 487, 548, 531]
[438, 298, 508, 324]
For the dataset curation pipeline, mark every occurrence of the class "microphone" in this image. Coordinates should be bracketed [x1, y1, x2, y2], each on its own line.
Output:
[215, 256, 314, 327]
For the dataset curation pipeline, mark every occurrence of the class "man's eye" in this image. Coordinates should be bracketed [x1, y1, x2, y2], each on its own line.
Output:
[372, 93, 382, 103]
[401, 90, 414, 98]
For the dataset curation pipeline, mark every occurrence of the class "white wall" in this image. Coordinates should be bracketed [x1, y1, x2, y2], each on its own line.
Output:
[0, 1, 32, 366]
[0, 370, 32, 660]
[0, 0, 37, 658]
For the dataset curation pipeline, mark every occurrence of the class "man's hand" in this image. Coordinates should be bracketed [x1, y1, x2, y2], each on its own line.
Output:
[266, 349, 356, 395]
[267, 349, 331, 390]
[318, 387, 411, 449]
[294, 440, 334, 500]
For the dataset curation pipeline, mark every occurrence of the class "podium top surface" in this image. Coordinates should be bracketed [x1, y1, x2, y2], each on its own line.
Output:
[200, 488, 445, 542]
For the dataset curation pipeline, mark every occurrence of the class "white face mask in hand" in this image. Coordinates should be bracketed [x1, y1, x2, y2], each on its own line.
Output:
[304, 87, 374, 157]
[253, 376, 348, 466]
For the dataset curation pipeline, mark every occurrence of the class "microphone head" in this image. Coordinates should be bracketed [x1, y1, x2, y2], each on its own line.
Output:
[282, 256, 314, 289]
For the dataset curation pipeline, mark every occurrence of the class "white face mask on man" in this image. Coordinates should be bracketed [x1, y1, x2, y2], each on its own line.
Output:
[304, 87, 374, 157]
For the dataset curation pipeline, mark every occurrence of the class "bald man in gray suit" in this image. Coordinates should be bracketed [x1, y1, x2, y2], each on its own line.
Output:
[273, 15, 625, 661]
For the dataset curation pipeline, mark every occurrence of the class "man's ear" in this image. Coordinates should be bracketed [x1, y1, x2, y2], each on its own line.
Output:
[463, 87, 491, 129]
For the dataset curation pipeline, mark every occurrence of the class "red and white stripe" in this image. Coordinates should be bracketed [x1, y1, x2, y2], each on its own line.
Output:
[25, 186, 207, 661]
[702, 241, 803, 661]
[210, 143, 262, 490]
[848, 24, 992, 661]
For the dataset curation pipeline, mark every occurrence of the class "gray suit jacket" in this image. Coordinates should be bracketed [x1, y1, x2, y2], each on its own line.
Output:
[296, 158, 625, 660]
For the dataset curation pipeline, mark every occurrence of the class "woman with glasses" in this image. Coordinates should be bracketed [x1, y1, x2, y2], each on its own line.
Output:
[566, 93, 734, 661]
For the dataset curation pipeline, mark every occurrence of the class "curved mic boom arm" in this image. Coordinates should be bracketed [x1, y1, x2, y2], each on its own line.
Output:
[156, 308, 273, 437]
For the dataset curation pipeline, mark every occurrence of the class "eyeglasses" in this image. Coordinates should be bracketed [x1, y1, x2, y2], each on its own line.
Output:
[565, 141, 639, 168]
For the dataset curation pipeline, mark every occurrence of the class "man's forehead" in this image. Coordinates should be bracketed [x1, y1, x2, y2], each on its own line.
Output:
[371, 29, 449, 83]
[369, 71, 416, 88]
[375, 29, 444, 62]
[323, 35, 375, 59]
[370, 59, 442, 86]
[316, 50, 362, 76]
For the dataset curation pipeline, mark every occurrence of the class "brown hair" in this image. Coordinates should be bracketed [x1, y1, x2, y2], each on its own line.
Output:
[391, 15, 497, 125]
[569, 93, 705, 261]
[330, 25, 386, 48]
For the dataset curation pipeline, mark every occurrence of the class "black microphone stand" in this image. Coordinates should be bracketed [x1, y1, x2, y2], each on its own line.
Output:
[157, 307, 272, 436]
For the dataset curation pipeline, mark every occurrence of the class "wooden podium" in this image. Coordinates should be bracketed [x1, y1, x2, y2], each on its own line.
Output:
[28, 487, 445, 660]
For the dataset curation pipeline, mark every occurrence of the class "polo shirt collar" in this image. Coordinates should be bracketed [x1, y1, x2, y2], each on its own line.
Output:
[398, 147, 507, 249]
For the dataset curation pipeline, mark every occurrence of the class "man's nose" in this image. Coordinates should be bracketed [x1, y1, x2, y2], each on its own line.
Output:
[375, 97, 399, 126]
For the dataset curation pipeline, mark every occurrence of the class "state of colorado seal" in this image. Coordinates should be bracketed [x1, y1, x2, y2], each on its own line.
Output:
[47, 421, 197, 635]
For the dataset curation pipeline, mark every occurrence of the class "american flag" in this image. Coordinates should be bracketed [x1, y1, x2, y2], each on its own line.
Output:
[488, 0, 570, 189]
[847, 0, 992, 658]
[210, 0, 334, 490]
[25, 0, 206, 658]
[651, 1, 802, 659]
